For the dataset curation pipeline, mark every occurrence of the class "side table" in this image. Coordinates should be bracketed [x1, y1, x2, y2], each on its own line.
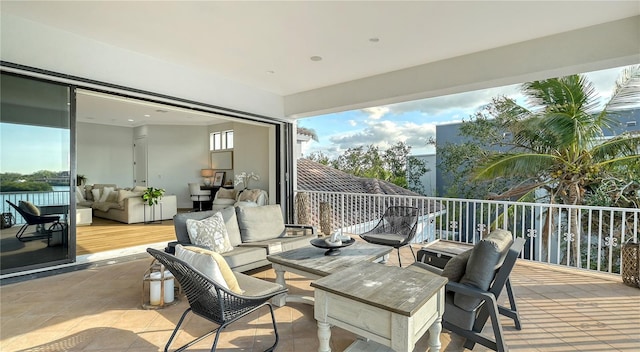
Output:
[143, 202, 163, 224]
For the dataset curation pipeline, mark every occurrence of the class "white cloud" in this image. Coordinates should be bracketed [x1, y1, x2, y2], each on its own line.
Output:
[348, 119, 357, 127]
[324, 120, 436, 155]
[361, 106, 390, 120]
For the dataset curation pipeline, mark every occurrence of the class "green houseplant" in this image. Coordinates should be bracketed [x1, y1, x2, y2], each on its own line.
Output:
[142, 187, 165, 206]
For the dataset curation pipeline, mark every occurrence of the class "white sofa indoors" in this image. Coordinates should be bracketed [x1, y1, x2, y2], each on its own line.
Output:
[211, 188, 269, 211]
[77, 184, 178, 224]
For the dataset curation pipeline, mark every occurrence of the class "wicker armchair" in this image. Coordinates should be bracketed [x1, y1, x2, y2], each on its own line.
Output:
[360, 206, 420, 267]
[146, 248, 287, 352]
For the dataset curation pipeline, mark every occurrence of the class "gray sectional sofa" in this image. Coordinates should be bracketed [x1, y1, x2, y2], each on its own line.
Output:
[167, 205, 316, 272]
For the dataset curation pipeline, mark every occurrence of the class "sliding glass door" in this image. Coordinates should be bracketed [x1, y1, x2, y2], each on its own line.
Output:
[0, 72, 73, 274]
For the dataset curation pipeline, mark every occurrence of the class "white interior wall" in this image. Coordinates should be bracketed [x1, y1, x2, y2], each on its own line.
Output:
[145, 125, 209, 209]
[232, 123, 270, 199]
[76, 122, 133, 186]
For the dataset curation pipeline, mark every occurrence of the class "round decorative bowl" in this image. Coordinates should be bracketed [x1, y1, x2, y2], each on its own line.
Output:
[310, 237, 355, 256]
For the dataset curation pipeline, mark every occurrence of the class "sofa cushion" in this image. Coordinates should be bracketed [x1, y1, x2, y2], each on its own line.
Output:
[454, 229, 513, 311]
[186, 212, 234, 253]
[441, 249, 473, 283]
[175, 245, 242, 294]
[219, 206, 242, 247]
[236, 205, 285, 243]
[220, 246, 267, 270]
[19, 200, 40, 216]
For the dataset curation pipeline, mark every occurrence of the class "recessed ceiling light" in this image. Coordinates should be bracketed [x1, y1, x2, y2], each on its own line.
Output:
[369, 37, 380, 43]
[127, 119, 135, 122]
[144, 114, 151, 117]
[266, 70, 275, 74]
[310, 56, 322, 62]
[155, 109, 168, 113]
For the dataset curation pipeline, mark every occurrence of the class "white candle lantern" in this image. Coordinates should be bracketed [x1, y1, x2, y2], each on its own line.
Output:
[141, 259, 178, 309]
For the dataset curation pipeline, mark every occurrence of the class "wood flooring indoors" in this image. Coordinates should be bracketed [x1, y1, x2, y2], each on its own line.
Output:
[76, 215, 178, 256]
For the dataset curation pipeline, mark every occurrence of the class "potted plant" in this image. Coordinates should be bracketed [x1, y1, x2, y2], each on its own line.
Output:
[76, 174, 87, 186]
[142, 187, 165, 207]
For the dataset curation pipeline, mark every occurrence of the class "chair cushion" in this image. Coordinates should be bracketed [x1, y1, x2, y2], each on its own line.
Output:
[175, 245, 242, 294]
[441, 249, 473, 283]
[454, 229, 513, 311]
[234, 272, 284, 296]
[19, 200, 40, 216]
[220, 246, 267, 270]
[186, 212, 234, 253]
[236, 205, 285, 243]
[361, 233, 404, 246]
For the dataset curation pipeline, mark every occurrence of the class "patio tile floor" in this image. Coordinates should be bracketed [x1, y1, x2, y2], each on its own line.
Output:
[1, 245, 639, 351]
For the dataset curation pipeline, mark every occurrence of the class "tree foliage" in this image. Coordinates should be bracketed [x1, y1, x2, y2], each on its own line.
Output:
[438, 65, 640, 208]
[306, 142, 428, 194]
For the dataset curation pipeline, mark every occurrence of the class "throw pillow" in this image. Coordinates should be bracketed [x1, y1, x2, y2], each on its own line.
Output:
[106, 189, 119, 203]
[236, 204, 285, 243]
[75, 186, 86, 202]
[185, 212, 234, 253]
[441, 249, 472, 283]
[19, 200, 40, 216]
[99, 186, 115, 202]
[175, 245, 242, 294]
[238, 189, 262, 203]
[133, 185, 147, 192]
[217, 188, 236, 199]
[91, 188, 101, 203]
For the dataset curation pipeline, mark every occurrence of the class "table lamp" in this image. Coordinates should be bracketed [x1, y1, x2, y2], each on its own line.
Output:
[201, 169, 214, 186]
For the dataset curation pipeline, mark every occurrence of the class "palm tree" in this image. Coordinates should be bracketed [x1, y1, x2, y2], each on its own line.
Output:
[472, 65, 640, 265]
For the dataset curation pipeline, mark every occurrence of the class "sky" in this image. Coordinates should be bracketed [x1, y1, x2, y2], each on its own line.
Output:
[0, 124, 70, 174]
[298, 65, 632, 158]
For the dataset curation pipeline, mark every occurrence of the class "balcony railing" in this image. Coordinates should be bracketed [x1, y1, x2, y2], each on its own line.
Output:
[1, 191, 69, 224]
[294, 190, 640, 276]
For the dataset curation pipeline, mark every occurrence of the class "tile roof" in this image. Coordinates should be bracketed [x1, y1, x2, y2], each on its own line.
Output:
[297, 158, 424, 196]
[296, 159, 444, 232]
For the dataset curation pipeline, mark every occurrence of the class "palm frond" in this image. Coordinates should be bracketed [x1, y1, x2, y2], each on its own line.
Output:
[473, 153, 559, 180]
[590, 133, 640, 161]
[603, 65, 640, 112]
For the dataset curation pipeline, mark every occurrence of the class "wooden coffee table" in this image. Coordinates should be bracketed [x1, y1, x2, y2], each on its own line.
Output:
[267, 241, 392, 306]
[312, 262, 447, 352]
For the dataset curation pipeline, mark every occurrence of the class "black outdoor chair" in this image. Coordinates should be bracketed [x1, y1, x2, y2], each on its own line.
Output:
[146, 248, 287, 352]
[409, 231, 525, 352]
[360, 205, 420, 267]
[5, 200, 60, 243]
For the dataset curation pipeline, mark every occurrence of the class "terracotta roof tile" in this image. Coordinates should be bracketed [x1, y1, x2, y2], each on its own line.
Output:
[296, 159, 444, 232]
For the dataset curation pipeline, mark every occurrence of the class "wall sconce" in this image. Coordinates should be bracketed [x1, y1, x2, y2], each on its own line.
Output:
[201, 169, 214, 186]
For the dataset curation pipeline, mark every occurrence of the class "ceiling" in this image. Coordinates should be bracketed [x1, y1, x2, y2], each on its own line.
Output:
[2, 1, 639, 126]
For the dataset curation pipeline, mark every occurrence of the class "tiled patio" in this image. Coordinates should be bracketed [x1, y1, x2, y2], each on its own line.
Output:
[1, 245, 639, 352]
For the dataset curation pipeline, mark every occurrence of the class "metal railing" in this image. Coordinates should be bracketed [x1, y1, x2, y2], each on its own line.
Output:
[294, 190, 640, 276]
[1, 191, 69, 224]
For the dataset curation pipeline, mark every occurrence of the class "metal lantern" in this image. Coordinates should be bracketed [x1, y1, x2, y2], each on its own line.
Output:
[141, 259, 179, 309]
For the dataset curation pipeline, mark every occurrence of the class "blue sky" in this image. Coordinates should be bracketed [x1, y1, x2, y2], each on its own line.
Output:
[0, 124, 70, 174]
[299, 65, 631, 158]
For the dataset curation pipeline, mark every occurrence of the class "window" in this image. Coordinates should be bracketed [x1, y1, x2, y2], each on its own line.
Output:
[210, 130, 234, 150]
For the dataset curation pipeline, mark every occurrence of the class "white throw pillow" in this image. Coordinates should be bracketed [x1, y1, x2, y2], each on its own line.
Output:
[185, 212, 234, 253]
[75, 186, 86, 202]
[91, 188, 101, 202]
[99, 186, 115, 202]
[175, 245, 229, 290]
